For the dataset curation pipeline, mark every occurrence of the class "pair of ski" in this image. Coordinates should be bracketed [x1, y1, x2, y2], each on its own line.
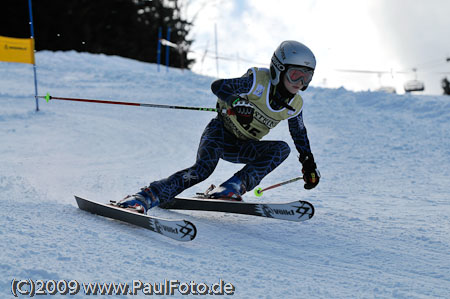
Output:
[75, 195, 314, 242]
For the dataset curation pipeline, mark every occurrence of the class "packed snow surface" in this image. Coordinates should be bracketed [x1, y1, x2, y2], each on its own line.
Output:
[1, 51, 449, 298]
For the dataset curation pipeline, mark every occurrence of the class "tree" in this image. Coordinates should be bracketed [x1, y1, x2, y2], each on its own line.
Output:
[442, 78, 450, 96]
[0, 0, 194, 69]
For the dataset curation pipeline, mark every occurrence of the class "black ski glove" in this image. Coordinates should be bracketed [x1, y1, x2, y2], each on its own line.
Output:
[231, 97, 254, 125]
[300, 153, 320, 189]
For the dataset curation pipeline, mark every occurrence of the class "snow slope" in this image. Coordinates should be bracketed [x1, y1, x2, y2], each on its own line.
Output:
[1, 51, 449, 298]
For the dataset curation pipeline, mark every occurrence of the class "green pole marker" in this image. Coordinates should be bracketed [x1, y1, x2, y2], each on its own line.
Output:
[45, 92, 51, 103]
[254, 188, 263, 197]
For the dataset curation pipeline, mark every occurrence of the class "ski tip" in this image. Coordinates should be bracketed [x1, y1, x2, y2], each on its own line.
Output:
[298, 200, 315, 220]
[182, 220, 197, 241]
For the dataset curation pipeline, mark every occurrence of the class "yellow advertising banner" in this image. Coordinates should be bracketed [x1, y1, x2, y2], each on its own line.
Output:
[0, 35, 35, 64]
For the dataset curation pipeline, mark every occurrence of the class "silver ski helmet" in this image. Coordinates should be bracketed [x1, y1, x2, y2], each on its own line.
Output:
[270, 40, 316, 90]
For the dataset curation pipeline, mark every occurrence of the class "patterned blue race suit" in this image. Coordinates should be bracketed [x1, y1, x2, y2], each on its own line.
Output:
[150, 69, 313, 205]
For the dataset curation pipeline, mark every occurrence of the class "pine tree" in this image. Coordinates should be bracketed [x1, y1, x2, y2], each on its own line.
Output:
[0, 0, 194, 68]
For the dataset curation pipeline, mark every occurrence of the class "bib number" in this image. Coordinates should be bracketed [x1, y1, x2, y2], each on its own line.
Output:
[242, 124, 261, 137]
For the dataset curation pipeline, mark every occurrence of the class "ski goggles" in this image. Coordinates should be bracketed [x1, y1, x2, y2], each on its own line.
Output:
[285, 67, 314, 85]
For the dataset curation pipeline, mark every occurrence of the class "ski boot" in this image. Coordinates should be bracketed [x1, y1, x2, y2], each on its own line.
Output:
[205, 176, 246, 201]
[116, 187, 159, 214]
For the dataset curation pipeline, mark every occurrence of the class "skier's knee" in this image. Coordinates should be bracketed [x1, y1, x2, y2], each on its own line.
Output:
[277, 141, 291, 160]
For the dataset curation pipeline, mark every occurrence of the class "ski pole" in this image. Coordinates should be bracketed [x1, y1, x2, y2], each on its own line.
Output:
[254, 176, 304, 197]
[38, 93, 230, 114]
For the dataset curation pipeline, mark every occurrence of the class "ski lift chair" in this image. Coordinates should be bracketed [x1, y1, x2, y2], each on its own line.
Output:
[404, 80, 425, 92]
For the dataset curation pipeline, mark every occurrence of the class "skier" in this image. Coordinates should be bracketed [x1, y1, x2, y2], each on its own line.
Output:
[118, 40, 321, 213]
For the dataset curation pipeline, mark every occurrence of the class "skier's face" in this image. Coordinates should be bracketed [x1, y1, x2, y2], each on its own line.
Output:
[283, 75, 303, 94]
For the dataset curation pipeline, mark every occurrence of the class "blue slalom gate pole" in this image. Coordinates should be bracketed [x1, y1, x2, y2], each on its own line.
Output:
[165, 27, 171, 72]
[28, 0, 39, 111]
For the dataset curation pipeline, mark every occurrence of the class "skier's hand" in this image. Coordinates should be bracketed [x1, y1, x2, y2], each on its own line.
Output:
[231, 97, 254, 125]
[300, 153, 320, 189]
